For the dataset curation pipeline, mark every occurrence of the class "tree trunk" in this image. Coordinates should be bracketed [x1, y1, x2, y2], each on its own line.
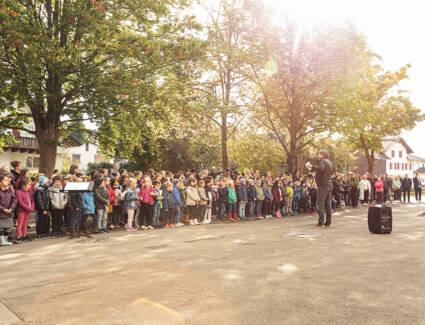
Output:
[287, 151, 297, 177]
[365, 149, 375, 175]
[297, 153, 306, 175]
[34, 118, 58, 177]
[287, 134, 297, 177]
[221, 114, 228, 170]
[38, 137, 57, 177]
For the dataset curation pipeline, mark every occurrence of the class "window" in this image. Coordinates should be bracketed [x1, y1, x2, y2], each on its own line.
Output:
[72, 154, 81, 163]
[26, 156, 40, 169]
[399, 151, 402, 158]
[389, 162, 392, 170]
[391, 150, 395, 158]
[85, 143, 89, 152]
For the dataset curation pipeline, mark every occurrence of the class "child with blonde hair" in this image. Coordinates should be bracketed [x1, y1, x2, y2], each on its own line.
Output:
[227, 180, 238, 221]
[124, 178, 139, 232]
[138, 176, 156, 230]
[186, 177, 200, 225]
[198, 180, 208, 224]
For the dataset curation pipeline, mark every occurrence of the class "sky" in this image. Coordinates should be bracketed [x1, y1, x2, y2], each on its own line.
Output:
[260, 0, 425, 157]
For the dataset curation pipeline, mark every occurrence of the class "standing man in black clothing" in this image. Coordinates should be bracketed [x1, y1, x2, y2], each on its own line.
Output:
[306, 150, 333, 228]
[401, 174, 412, 203]
[413, 172, 422, 202]
[382, 174, 391, 203]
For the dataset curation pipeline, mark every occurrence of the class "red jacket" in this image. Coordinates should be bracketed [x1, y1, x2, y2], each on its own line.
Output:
[139, 186, 156, 205]
[272, 187, 283, 205]
[16, 189, 35, 213]
[107, 185, 115, 205]
[374, 180, 384, 193]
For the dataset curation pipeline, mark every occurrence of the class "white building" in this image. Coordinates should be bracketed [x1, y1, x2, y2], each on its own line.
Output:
[354, 138, 425, 178]
[382, 138, 425, 177]
[0, 129, 109, 173]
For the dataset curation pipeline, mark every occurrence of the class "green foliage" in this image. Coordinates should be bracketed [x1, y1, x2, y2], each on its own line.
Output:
[159, 128, 221, 172]
[241, 5, 368, 175]
[86, 162, 113, 175]
[335, 56, 424, 172]
[228, 131, 286, 174]
[0, 0, 203, 174]
[307, 137, 357, 173]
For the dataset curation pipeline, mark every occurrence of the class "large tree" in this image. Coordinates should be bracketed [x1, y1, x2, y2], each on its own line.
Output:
[242, 4, 367, 176]
[335, 61, 423, 173]
[188, 0, 249, 170]
[0, 0, 201, 175]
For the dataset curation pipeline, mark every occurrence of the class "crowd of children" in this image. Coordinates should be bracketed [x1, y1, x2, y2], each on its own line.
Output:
[0, 161, 422, 246]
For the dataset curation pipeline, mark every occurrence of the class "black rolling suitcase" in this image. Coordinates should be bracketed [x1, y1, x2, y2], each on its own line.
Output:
[368, 205, 392, 234]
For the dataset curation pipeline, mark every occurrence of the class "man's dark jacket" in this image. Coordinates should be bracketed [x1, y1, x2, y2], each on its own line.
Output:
[311, 159, 333, 188]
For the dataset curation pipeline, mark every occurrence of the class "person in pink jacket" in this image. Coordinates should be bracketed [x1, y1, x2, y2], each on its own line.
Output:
[374, 177, 384, 204]
[138, 177, 156, 230]
[15, 179, 35, 241]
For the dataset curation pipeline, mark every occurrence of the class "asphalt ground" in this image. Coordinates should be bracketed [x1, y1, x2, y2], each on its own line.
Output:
[1, 201, 425, 325]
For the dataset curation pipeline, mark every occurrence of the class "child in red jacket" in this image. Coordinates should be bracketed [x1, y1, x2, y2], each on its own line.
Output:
[15, 179, 35, 241]
[105, 177, 116, 229]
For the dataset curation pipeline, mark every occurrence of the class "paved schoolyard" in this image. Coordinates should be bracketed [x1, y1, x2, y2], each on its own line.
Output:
[1, 202, 425, 325]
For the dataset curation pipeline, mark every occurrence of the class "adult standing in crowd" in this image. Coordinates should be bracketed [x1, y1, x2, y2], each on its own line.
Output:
[382, 174, 391, 203]
[349, 173, 359, 208]
[392, 176, 401, 201]
[111, 162, 120, 175]
[413, 172, 422, 202]
[69, 165, 79, 178]
[306, 150, 333, 228]
[401, 174, 412, 203]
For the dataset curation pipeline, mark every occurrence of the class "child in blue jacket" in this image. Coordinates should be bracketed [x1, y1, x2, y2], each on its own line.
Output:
[292, 181, 301, 215]
[237, 178, 248, 220]
[247, 179, 257, 219]
[82, 190, 96, 235]
[152, 181, 163, 227]
[172, 182, 183, 226]
[163, 183, 176, 228]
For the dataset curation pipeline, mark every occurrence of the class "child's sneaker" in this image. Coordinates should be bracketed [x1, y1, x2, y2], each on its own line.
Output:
[165, 224, 169, 228]
[148, 226, 154, 230]
[169, 224, 173, 228]
[190, 219, 194, 226]
[194, 219, 200, 225]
